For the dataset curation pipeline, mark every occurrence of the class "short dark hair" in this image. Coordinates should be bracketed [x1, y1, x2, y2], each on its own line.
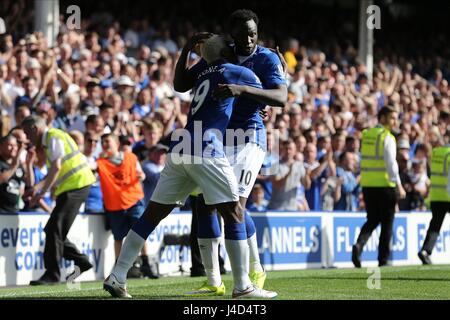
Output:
[8, 126, 22, 135]
[377, 105, 397, 121]
[101, 132, 117, 142]
[0, 133, 14, 145]
[228, 9, 259, 30]
[14, 105, 30, 116]
[281, 138, 295, 147]
[119, 135, 133, 146]
[332, 131, 344, 139]
[99, 102, 113, 112]
[22, 76, 36, 83]
[85, 114, 100, 125]
[345, 136, 356, 144]
[439, 110, 449, 121]
[339, 151, 351, 164]
[302, 128, 314, 137]
[317, 135, 329, 144]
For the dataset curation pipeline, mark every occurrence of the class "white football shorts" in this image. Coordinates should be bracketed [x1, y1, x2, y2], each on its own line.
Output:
[225, 142, 266, 198]
[151, 154, 239, 206]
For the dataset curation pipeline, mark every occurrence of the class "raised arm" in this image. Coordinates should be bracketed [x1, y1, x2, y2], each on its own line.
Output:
[174, 32, 213, 92]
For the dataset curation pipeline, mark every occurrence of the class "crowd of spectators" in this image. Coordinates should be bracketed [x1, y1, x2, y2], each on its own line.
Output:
[0, 1, 449, 215]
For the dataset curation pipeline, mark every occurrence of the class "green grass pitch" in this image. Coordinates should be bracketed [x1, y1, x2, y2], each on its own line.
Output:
[1, 265, 449, 300]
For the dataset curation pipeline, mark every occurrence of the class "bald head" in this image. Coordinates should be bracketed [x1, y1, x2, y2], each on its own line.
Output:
[304, 142, 317, 163]
[201, 35, 228, 64]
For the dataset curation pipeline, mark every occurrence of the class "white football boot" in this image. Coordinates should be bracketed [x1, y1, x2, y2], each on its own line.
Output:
[232, 284, 278, 299]
[103, 273, 132, 298]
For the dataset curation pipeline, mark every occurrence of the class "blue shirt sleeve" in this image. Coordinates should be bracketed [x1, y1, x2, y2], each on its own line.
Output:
[260, 52, 286, 88]
[187, 59, 208, 80]
[237, 67, 263, 89]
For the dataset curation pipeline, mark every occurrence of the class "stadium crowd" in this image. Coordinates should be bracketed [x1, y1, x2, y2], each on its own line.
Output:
[1, 1, 449, 219]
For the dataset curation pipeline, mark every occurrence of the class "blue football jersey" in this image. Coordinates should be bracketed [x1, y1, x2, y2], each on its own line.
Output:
[170, 60, 262, 158]
[188, 46, 286, 151]
[231, 45, 286, 150]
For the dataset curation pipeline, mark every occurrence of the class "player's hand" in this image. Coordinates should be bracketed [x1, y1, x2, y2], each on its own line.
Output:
[185, 32, 214, 52]
[259, 106, 270, 120]
[213, 84, 245, 100]
[269, 46, 288, 77]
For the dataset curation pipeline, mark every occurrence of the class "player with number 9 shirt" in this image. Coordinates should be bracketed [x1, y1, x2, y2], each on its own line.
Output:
[176, 9, 287, 297]
[104, 35, 278, 299]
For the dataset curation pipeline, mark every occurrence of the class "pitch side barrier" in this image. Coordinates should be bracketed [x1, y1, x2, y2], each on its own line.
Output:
[0, 211, 449, 286]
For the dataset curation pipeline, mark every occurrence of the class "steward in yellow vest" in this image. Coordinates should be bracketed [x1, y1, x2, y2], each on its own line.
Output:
[429, 146, 450, 202]
[352, 106, 406, 269]
[45, 128, 96, 195]
[418, 144, 450, 264]
[21, 116, 95, 285]
[361, 126, 397, 188]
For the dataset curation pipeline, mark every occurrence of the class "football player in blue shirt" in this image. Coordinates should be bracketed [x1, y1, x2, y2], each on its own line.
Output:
[104, 35, 277, 299]
[175, 9, 287, 296]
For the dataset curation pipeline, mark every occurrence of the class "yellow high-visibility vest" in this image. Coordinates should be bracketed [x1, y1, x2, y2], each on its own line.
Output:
[190, 188, 201, 197]
[360, 126, 396, 188]
[429, 146, 450, 202]
[45, 128, 96, 196]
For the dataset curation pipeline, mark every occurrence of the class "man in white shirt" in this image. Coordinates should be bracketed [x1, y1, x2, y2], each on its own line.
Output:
[352, 106, 406, 268]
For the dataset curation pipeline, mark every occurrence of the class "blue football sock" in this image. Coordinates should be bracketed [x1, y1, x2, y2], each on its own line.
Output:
[131, 216, 156, 240]
[244, 210, 256, 239]
[224, 222, 247, 240]
[198, 214, 222, 238]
